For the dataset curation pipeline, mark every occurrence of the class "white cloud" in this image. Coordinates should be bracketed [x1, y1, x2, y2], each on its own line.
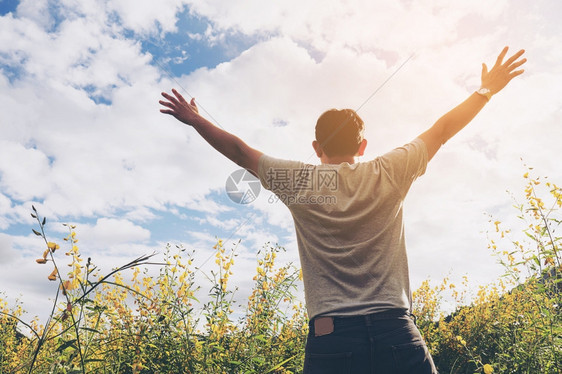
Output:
[0, 233, 16, 262]
[15, 0, 190, 36]
[15, 0, 53, 29]
[78, 217, 150, 246]
[0, 141, 52, 201]
[1, 0, 562, 323]
[186, 0, 509, 54]
[0, 195, 13, 229]
[107, 0, 189, 35]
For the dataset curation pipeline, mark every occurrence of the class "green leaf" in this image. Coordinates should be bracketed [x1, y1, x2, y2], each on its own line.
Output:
[527, 229, 540, 240]
[32, 229, 42, 236]
[56, 339, 77, 352]
[80, 327, 101, 334]
[532, 256, 541, 266]
[42, 217, 46, 226]
[254, 334, 268, 343]
[265, 355, 296, 373]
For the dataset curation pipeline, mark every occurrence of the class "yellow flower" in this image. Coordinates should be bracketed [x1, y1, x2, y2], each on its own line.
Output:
[48, 268, 58, 281]
[132, 362, 143, 374]
[456, 335, 466, 346]
[47, 242, 60, 251]
[36, 258, 47, 264]
[483, 364, 494, 374]
[61, 280, 76, 291]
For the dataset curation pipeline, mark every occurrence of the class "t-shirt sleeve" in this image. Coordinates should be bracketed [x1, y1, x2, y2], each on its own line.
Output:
[377, 138, 428, 198]
[257, 154, 307, 194]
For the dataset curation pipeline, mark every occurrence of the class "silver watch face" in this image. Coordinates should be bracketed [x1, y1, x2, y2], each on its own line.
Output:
[478, 88, 491, 94]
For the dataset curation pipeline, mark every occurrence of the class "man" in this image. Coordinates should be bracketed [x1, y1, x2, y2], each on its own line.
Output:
[159, 47, 526, 373]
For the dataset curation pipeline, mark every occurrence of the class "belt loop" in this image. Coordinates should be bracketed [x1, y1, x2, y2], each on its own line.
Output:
[364, 314, 373, 327]
[410, 312, 418, 326]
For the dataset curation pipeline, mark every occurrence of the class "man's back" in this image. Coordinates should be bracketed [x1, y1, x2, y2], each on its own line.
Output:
[257, 138, 428, 319]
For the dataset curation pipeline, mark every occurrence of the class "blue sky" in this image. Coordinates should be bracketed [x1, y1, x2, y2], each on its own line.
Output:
[1, 0, 561, 320]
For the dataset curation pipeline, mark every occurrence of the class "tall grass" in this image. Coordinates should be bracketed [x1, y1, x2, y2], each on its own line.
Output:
[413, 170, 561, 373]
[1, 171, 560, 373]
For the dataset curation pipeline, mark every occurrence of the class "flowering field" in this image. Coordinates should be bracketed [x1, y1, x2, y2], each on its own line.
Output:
[1, 172, 560, 373]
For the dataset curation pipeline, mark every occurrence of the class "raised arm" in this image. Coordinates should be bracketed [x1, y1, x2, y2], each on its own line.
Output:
[159, 89, 263, 175]
[418, 47, 526, 161]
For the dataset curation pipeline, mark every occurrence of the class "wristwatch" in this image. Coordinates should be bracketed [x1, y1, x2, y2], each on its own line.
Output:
[476, 87, 492, 102]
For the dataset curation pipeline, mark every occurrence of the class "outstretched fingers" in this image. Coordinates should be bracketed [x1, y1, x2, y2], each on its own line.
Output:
[172, 88, 188, 104]
[159, 102, 174, 114]
[507, 57, 527, 73]
[159, 97, 174, 107]
[509, 68, 525, 80]
[189, 97, 199, 113]
[504, 50, 526, 81]
[494, 46, 509, 67]
[508, 58, 527, 72]
[482, 47, 526, 95]
[159, 88, 201, 126]
[161, 91, 179, 106]
[504, 49, 526, 68]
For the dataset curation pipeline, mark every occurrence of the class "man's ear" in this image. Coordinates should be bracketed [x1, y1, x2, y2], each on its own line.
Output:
[355, 139, 367, 156]
[312, 140, 323, 158]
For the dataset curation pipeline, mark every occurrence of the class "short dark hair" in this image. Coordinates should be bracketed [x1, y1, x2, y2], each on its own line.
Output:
[315, 109, 364, 157]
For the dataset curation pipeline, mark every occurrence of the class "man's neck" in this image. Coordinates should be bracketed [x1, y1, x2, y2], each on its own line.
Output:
[320, 154, 356, 165]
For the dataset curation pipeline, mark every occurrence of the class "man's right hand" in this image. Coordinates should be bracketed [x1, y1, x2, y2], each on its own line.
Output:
[481, 46, 526, 96]
[418, 46, 527, 161]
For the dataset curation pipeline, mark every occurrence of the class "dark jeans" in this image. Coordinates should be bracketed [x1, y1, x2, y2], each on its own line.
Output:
[303, 310, 437, 374]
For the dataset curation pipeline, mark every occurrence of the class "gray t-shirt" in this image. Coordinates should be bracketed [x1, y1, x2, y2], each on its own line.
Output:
[257, 138, 428, 319]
